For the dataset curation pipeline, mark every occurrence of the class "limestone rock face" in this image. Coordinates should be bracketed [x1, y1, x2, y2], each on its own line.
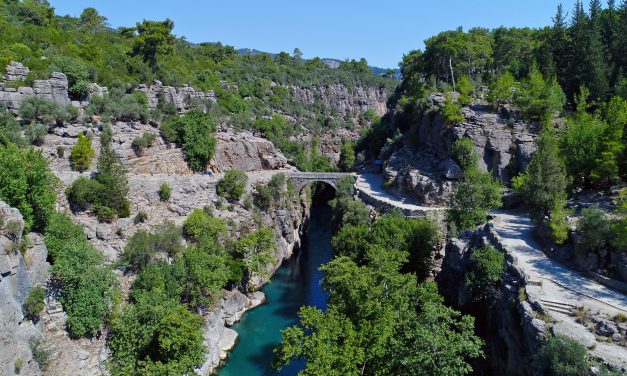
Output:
[0, 201, 48, 376]
[383, 96, 538, 205]
[215, 131, 288, 172]
[5, 61, 30, 81]
[0, 63, 70, 113]
[290, 83, 388, 117]
[136, 80, 216, 113]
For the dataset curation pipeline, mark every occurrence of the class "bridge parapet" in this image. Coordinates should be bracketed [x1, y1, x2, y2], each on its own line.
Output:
[285, 172, 355, 193]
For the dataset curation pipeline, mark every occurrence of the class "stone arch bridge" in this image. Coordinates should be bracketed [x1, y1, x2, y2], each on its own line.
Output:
[285, 172, 356, 193]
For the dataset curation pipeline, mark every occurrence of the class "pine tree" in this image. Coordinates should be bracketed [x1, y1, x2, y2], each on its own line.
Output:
[96, 124, 129, 216]
[586, 0, 610, 101]
[70, 133, 95, 172]
[551, 4, 571, 87]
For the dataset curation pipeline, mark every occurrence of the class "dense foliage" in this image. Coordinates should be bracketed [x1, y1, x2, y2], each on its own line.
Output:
[0, 142, 57, 232]
[448, 138, 503, 231]
[275, 209, 481, 375]
[44, 212, 119, 337]
[216, 169, 248, 202]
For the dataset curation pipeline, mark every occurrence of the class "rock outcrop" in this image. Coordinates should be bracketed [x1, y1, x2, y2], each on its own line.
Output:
[290, 83, 388, 118]
[0, 201, 49, 376]
[136, 80, 217, 113]
[383, 96, 538, 205]
[0, 63, 70, 114]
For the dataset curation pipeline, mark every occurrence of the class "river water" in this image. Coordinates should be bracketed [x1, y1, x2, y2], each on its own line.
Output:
[217, 203, 332, 376]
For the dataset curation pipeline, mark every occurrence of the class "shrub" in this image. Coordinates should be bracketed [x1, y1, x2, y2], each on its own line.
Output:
[441, 93, 464, 123]
[93, 203, 116, 223]
[217, 169, 248, 202]
[22, 286, 46, 320]
[577, 205, 611, 251]
[158, 182, 172, 202]
[56, 146, 65, 158]
[51, 56, 90, 98]
[131, 132, 157, 155]
[0, 143, 57, 233]
[44, 212, 119, 337]
[451, 138, 478, 172]
[536, 335, 588, 376]
[159, 110, 217, 171]
[465, 245, 505, 300]
[122, 230, 157, 272]
[66, 176, 103, 212]
[14, 358, 24, 374]
[183, 208, 227, 244]
[24, 123, 47, 145]
[134, 211, 148, 224]
[70, 133, 95, 172]
[19, 96, 59, 125]
[29, 339, 52, 371]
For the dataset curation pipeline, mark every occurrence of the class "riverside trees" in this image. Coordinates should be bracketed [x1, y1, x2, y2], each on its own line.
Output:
[274, 212, 482, 375]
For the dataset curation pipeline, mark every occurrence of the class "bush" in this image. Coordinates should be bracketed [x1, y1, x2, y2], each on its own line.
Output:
[159, 182, 172, 202]
[577, 205, 611, 251]
[56, 146, 65, 158]
[134, 211, 148, 224]
[22, 286, 46, 320]
[29, 339, 52, 371]
[66, 176, 103, 212]
[441, 93, 464, 123]
[131, 132, 157, 155]
[451, 138, 478, 172]
[183, 208, 227, 244]
[122, 230, 157, 272]
[93, 203, 116, 223]
[44, 212, 119, 337]
[159, 110, 217, 171]
[536, 335, 588, 376]
[465, 245, 505, 300]
[0, 143, 57, 232]
[51, 56, 90, 98]
[70, 133, 95, 172]
[24, 123, 47, 145]
[19, 96, 59, 125]
[217, 169, 248, 202]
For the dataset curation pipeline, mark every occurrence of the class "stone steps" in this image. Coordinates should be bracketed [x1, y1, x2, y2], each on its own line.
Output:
[541, 298, 576, 315]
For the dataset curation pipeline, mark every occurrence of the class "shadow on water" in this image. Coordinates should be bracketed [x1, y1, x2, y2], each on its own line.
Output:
[218, 188, 334, 376]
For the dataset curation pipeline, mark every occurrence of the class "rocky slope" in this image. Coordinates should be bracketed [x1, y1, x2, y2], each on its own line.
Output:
[382, 95, 538, 205]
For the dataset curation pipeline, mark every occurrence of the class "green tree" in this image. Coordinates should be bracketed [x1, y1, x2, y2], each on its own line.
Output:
[577, 205, 611, 252]
[448, 139, 503, 230]
[536, 335, 589, 376]
[236, 228, 276, 281]
[95, 125, 129, 217]
[70, 133, 95, 172]
[121, 230, 158, 272]
[0, 143, 57, 232]
[488, 71, 516, 109]
[182, 208, 227, 245]
[513, 131, 568, 220]
[79, 7, 107, 34]
[132, 19, 175, 72]
[339, 141, 356, 171]
[217, 169, 248, 202]
[161, 111, 217, 172]
[51, 56, 90, 98]
[175, 246, 229, 310]
[465, 245, 505, 300]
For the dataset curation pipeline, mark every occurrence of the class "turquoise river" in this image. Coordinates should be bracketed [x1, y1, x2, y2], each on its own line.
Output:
[218, 203, 332, 376]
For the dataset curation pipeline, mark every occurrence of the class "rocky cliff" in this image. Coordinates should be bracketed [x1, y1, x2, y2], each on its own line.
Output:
[0, 201, 49, 376]
[438, 222, 627, 375]
[382, 95, 538, 205]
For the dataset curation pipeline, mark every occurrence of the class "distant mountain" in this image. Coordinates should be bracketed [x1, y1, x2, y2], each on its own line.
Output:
[236, 49, 399, 78]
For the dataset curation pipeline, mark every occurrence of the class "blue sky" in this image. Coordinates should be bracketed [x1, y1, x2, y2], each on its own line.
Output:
[50, 0, 579, 69]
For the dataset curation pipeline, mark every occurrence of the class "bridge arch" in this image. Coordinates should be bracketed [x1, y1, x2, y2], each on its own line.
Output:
[286, 172, 355, 195]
